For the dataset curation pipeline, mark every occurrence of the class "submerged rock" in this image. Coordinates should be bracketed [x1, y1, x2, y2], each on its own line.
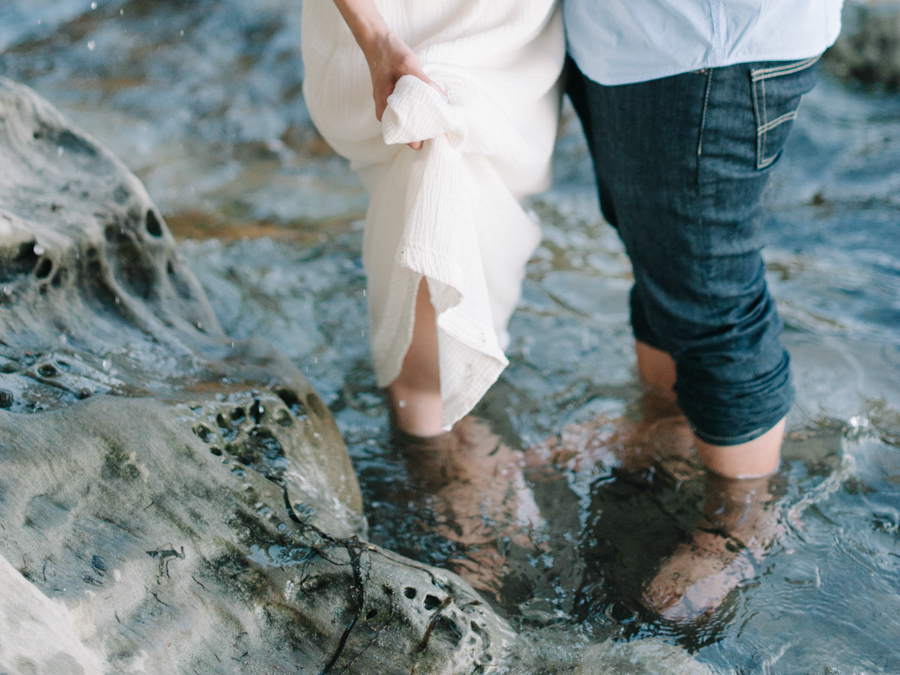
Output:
[577, 638, 718, 675]
[0, 77, 510, 674]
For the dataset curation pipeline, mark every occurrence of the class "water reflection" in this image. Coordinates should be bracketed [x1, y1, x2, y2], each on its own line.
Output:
[3, 0, 899, 672]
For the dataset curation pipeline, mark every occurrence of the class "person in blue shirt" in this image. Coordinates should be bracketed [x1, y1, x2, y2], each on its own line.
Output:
[565, 0, 844, 619]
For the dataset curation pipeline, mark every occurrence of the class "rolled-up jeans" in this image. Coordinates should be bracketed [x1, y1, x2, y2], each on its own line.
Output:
[567, 56, 820, 445]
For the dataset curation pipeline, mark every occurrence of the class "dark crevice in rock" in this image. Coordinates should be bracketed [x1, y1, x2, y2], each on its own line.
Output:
[34, 258, 53, 279]
[318, 538, 365, 675]
[275, 386, 308, 419]
[249, 398, 265, 425]
[145, 209, 163, 237]
[104, 223, 158, 300]
[0, 241, 39, 283]
[417, 596, 456, 655]
[50, 267, 66, 287]
[36, 363, 57, 378]
[34, 124, 99, 157]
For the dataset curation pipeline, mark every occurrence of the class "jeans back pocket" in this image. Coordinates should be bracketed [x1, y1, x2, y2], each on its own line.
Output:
[751, 56, 820, 170]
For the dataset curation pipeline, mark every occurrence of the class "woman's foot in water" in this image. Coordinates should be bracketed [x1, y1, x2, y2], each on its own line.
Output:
[393, 417, 544, 597]
[384, 279, 544, 595]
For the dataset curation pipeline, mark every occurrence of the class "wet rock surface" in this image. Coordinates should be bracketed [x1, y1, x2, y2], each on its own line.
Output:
[576, 638, 718, 675]
[0, 77, 511, 674]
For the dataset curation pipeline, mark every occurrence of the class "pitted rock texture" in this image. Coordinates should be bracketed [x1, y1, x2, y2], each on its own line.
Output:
[0, 76, 511, 674]
[0, 397, 511, 674]
[0, 75, 360, 540]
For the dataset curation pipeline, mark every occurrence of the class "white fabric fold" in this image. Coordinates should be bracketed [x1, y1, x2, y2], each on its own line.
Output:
[302, 0, 564, 428]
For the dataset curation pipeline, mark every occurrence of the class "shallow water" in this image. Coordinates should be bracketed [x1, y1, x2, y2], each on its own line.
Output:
[3, 1, 899, 672]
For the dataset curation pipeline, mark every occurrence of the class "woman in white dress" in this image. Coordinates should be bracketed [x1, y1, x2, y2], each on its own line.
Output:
[302, 0, 564, 438]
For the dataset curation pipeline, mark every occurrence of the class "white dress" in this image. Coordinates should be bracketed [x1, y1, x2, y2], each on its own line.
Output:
[301, 0, 564, 429]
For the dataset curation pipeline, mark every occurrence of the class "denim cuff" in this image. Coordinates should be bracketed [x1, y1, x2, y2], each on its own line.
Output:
[678, 355, 795, 447]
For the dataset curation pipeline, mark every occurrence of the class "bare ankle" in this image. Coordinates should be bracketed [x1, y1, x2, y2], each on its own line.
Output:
[387, 383, 443, 437]
[387, 277, 443, 437]
[695, 417, 786, 480]
[635, 340, 677, 402]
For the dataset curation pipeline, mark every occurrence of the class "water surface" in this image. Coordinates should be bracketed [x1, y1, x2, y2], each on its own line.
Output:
[2, 1, 899, 672]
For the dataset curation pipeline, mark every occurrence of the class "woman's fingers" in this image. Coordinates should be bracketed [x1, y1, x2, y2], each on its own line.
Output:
[365, 32, 449, 150]
[334, 0, 449, 147]
[367, 33, 419, 119]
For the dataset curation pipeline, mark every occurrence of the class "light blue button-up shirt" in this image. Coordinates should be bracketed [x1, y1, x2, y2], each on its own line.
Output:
[565, 0, 844, 85]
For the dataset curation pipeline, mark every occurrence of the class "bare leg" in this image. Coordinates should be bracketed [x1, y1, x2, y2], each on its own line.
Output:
[386, 278, 443, 437]
[635, 339, 677, 403]
[635, 340, 786, 620]
[393, 416, 543, 598]
[635, 340, 784, 479]
[385, 282, 543, 597]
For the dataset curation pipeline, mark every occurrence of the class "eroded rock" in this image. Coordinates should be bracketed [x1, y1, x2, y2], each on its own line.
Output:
[0, 397, 511, 674]
[0, 76, 510, 674]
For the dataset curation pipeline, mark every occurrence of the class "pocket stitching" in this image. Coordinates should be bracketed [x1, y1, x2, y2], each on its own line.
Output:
[752, 58, 818, 169]
[758, 110, 797, 135]
[751, 56, 820, 82]
[757, 79, 771, 168]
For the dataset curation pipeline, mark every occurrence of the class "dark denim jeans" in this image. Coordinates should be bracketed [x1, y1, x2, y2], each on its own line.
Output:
[568, 56, 819, 445]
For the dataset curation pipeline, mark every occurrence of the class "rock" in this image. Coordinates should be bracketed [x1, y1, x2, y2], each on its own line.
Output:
[0, 397, 511, 674]
[0, 554, 105, 675]
[0, 76, 511, 674]
[824, 0, 900, 89]
[577, 638, 719, 675]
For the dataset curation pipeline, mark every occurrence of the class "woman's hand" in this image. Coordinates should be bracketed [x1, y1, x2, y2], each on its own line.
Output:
[332, 0, 446, 149]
